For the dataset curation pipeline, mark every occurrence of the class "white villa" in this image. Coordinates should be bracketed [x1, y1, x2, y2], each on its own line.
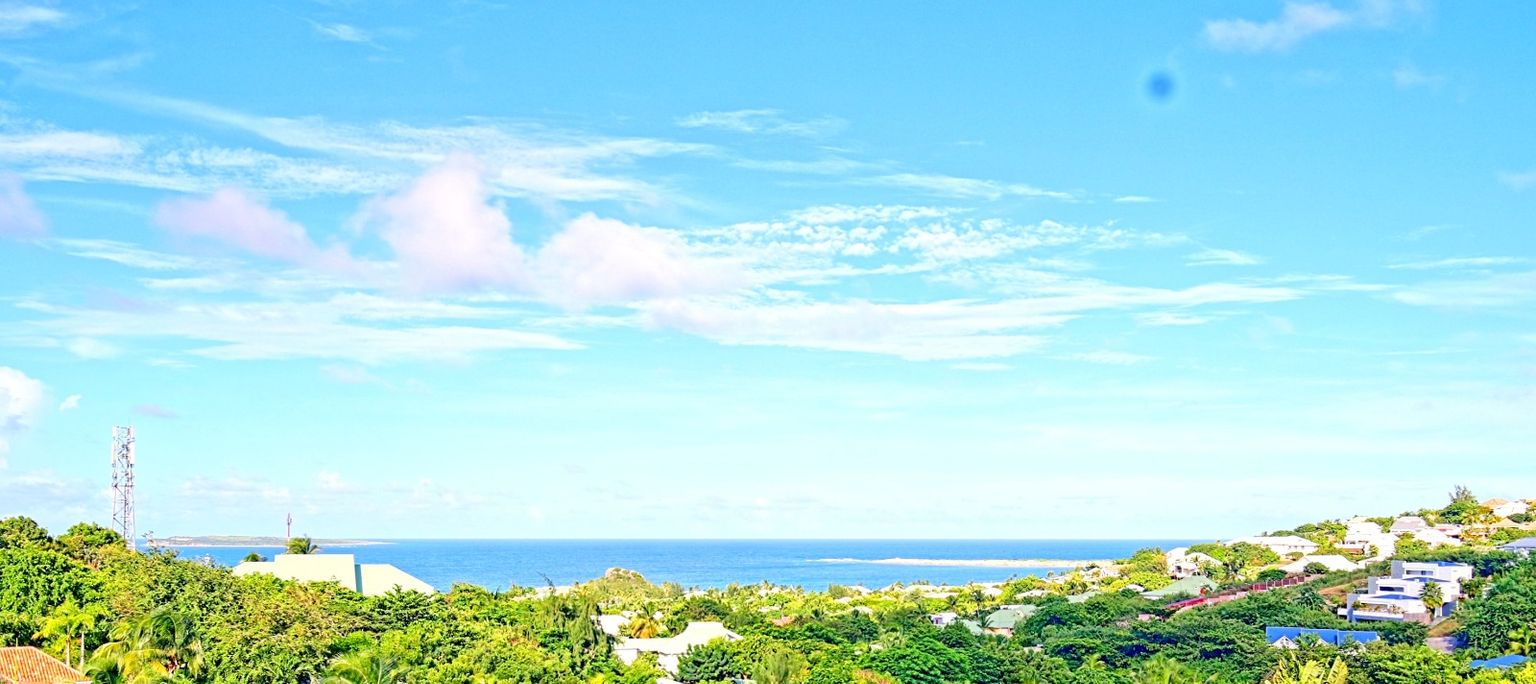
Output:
[1228, 535, 1319, 556]
[1340, 561, 1471, 624]
[1165, 547, 1219, 578]
[1485, 498, 1531, 519]
[233, 553, 435, 596]
[614, 622, 741, 674]
[1280, 554, 1361, 574]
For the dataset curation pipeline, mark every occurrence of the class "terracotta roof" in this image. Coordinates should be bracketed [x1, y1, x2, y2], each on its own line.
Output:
[0, 647, 88, 684]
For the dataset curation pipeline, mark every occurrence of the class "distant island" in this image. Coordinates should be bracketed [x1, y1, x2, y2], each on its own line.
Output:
[157, 535, 387, 548]
[817, 557, 1110, 568]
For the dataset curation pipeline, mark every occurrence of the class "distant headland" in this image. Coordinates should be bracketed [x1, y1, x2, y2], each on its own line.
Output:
[158, 535, 388, 548]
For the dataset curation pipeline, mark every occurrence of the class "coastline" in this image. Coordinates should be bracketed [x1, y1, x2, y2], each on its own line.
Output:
[816, 557, 1114, 568]
[160, 537, 389, 549]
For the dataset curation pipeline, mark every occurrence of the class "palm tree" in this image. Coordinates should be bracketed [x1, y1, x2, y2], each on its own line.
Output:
[752, 649, 806, 684]
[324, 650, 402, 684]
[287, 536, 320, 554]
[1132, 654, 1221, 684]
[1264, 656, 1347, 684]
[623, 612, 662, 639]
[35, 597, 108, 670]
[1419, 581, 1445, 618]
[1508, 626, 1536, 656]
[242, 552, 267, 562]
[91, 606, 204, 683]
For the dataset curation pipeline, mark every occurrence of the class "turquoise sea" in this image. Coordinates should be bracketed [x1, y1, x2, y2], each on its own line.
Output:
[174, 539, 1198, 592]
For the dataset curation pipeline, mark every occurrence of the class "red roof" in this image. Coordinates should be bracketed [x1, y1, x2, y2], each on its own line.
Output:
[0, 647, 88, 684]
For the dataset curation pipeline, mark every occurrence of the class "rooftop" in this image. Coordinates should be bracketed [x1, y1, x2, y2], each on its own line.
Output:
[0, 646, 88, 684]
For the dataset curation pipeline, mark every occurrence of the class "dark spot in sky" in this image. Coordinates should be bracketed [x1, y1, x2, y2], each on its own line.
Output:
[1146, 71, 1176, 103]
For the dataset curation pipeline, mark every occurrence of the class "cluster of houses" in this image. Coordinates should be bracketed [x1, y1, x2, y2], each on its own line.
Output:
[0, 646, 90, 684]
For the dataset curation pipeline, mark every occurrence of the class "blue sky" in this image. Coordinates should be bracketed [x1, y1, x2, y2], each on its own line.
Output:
[1, 1, 1533, 540]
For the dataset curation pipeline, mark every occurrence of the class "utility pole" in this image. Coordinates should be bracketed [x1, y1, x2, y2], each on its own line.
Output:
[286, 513, 293, 540]
[110, 426, 136, 551]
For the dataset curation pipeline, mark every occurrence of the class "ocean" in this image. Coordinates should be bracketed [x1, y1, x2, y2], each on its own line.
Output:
[172, 539, 1196, 592]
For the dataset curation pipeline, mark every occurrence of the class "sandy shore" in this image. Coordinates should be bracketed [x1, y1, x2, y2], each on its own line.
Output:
[816, 557, 1112, 568]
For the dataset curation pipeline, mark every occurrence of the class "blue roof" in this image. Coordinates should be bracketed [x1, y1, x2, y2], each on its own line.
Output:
[1471, 654, 1530, 670]
[1500, 538, 1536, 549]
[1265, 627, 1381, 646]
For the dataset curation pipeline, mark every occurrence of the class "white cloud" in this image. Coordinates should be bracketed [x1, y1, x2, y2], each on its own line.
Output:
[1388, 256, 1529, 270]
[0, 129, 139, 159]
[1113, 195, 1157, 203]
[951, 362, 1012, 372]
[1066, 351, 1153, 365]
[1393, 63, 1445, 89]
[1187, 248, 1262, 266]
[1136, 311, 1212, 326]
[313, 23, 374, 45]
[531, 213, 741, 308]
[0, 366, 43, 432]
[51, 238, 226, 270]
[0, 4, 65, 35]
[360, 155, 527, 292]
[0, 172, 47, 237]
[154, 187, 356, 270]
[134, 403, 178, 419]
[65, 337, 119, 359]
[1392, 271, 1536, 308]
[1500, 169, 1536, 191]
[864, 173, 1074, 201]
[676, 109, 844, 136]
[1203, 0, 1422, 53]
[57, 394, 79, 411]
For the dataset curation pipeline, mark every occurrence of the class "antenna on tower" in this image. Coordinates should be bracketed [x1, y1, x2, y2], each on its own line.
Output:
[111, 426, 136, 552]
[286, 513, 293, 540]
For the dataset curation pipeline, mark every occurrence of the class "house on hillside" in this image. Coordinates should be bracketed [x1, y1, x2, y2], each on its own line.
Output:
[1279, 554, 1361, 575]
[1390, 516, 1429, 534]
[1227, 535, 1319, 556]
[0, 646, 90, 684]
[233, 553, 435, 596]
[615, 622, 741, 675]
[929, 612, 959, 627]
[1498, 537, 1536, 557]
[983, 605, 1039, 638]
[1484, 498, 1530, 519]
[1142, 575, 1219, 601]
[1264, 627, 1380, 649]
[1340, 561, 1471, 624]
[1411, 528, 1462, 548]
[1165, 547, 1219, 579]
[1341, 520, 1396, 558]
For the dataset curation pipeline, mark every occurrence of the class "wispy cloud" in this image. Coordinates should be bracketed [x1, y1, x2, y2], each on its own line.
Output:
[1393, 270, 1536, 308]
[1113, 195, 1157, 203]
[676, 109, 845, 136]
[1393, 63, 1445, 89]
[312, 22, 376, 46]
[863, 173, 1075, 201]
[1500, 169, 1536, 191]
[57, 394, 80, 411]
[134, 403, 178, 419]
[1065, 351, 1153, 365]
[1187, 247, 1262, 266]
[0, 4, 65, 35]
[1389, 256, 1529, 270]
[1204, 0, 1423, 54]
[0, 173, 47, 238]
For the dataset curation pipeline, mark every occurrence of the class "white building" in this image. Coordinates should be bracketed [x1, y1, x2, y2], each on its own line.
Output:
[615, 622, 741, 675]
[1340, 561, 1470, 624]
[1390, 516, 1430, 534]
[233, 553, 435, 596]
[1280, 555, 1361, 574]
[1165, 547, 1219, 579]
[1228, 535, 1319, 556]
[929, 612, 960, 626]
[1485, 498, 1531, 519]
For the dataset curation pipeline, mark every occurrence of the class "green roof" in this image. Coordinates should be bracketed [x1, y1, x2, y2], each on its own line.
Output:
[983, 605, 1038, 630]
[1142, 575, 1219, 600]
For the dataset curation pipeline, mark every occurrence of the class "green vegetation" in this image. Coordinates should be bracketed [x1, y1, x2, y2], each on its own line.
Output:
[2, 500, 1536, 683]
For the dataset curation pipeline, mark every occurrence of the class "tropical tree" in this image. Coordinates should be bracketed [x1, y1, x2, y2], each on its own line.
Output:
[1131, 654, 1221, 683]
[1263, 656, 1347, 684]
[91, 606, 205, 682]
[1509, 626, 1536, 656]
[622, 612, 662, 639]
[752, 647, 807, 684]
[241, 552, 266, 563]
[34, 597, 108, 669]
[287, 537, 320, 555]
[324, 650, 403, 684]
[1420, 581, 1446, 618]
